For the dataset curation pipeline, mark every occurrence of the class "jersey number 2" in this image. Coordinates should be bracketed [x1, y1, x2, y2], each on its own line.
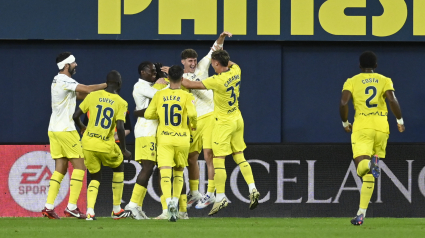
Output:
[365, 86, 378, 108]
[95, 105, 115, 129]
[162, 104, 182, 126]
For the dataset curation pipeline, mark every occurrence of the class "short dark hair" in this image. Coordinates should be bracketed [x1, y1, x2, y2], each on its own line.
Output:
[359, 51, 377, 68]
[211, 50, 230, 67]
[56, 52, 71, 64]
[106, 70, 122, 85]
[138, 61, 152, 76]
[181, 49, 198, 59]
[168, 65, 184, 83]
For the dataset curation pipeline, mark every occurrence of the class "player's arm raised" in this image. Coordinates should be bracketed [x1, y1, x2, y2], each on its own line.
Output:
[339, 90, 353, 133]
[187, 95, 198, 130]
[385, 90, 405, 132]
[76, 83, 107, 100]
[144, 94, 159, 120]
[181, 78, 206, 90]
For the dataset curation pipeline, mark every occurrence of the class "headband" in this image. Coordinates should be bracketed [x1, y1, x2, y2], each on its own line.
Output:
[57, 55, 75, 70]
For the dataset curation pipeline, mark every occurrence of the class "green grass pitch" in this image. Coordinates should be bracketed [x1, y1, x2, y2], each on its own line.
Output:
[1, 217, 425, 238]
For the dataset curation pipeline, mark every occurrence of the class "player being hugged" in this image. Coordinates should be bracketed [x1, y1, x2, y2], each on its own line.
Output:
[160, 32, 232, 210]
[182, 50, 260, 216]
[73, 70, 133, 220]
[339, 51, 405, 225]
[43, 52, 106, 219]
[144, 65, 197, 222]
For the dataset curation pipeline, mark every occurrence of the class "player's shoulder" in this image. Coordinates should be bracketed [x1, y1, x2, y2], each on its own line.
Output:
[54, 74, 77, 83]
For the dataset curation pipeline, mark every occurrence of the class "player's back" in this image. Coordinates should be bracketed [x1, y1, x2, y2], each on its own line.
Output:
[147, 88, 197, 147]
[81, 90, 128, 153]
[343, 73, 394, 133]
[203, 64, 242, 122]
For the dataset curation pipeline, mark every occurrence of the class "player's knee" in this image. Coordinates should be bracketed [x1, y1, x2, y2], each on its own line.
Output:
[188, 153, 198, 166]
[232, 153, 245, 164]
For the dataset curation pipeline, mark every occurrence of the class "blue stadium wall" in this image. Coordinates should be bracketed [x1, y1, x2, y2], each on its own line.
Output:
[0, 40, 423, 143]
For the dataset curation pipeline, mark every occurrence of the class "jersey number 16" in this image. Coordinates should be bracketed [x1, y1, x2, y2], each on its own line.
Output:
[162, 104, 182, 126]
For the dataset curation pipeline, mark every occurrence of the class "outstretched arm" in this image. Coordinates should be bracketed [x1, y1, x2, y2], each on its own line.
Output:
[182, 78, 206, 89]
[339, 90, 352, 133]
[385, 90, 405, 132]
[76, 83, 106, 100]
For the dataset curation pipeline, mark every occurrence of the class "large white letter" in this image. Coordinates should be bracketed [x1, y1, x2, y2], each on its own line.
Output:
[306, 160, 332, 203]
[379, 160, 413, 203]
[333, 161, 362, 203]
[275, 160, 302, 203]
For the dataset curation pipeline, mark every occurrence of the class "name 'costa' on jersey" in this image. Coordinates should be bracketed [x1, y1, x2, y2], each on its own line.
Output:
[342, 73, 395, 134]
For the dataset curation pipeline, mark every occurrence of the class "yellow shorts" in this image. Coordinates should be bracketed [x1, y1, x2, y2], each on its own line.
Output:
[212, 117, 247, 157]
[190, 114, 213, 153]
[157, 144, 189, 168]
[351, 129, 389, 159]
[135, 136, 157, 162]
[83, 143, 123, 173]
[48, 131, 84, 159]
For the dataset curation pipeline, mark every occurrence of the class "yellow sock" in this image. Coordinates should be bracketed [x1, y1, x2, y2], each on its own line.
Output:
[160, 169, 172, 200]
[46, 171, 65, 205]
[69, 169, 85, 205]
[189, 179, 199, 192]
[160, 195, 167, 210]
[112, 172, 124, 206]
[359, 174, 375, 209]
[87, 180, 100, 210]
[233, 153, 255, 184]
[357, 159, 371, 177]
[138, 185, 147, 207]
[213, 158, 226, 194]
[130, 183, 147, 207]
[179, 194, 187, 212]
[173, 170, 184, 198]
[207, 179, 215, 193]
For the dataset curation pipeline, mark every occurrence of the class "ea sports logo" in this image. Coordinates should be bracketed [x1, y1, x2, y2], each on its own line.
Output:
[8, 151, 70, 212]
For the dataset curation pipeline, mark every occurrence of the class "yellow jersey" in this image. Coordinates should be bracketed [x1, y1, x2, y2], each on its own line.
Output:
[79, 90, 128, 153]
[153, 79, 189, 92]
[145, 88, 197, 146]
[342, 73, 395, 134]
[202, 64, 242, 122]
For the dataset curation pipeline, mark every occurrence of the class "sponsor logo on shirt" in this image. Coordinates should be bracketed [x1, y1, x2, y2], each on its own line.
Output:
[87, 131, 110, 141]
[227, 107, 237, 114]
[358, 111, 388, 117]
[160, 131, 187, 137]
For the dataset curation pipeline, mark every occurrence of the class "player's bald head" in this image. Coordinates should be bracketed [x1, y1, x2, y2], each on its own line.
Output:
[106, 70, 122, 87]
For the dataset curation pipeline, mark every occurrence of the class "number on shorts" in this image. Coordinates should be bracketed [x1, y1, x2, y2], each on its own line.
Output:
[150, 142, 155, 151]
[365, 86, 378, 108]
[95, 105, 115, 129]
[162, 104, 182, 126]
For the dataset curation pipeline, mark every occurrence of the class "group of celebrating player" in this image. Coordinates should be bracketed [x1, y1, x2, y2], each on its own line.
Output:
[42, 31, 260, 222]
[42, 30, 406, 225]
